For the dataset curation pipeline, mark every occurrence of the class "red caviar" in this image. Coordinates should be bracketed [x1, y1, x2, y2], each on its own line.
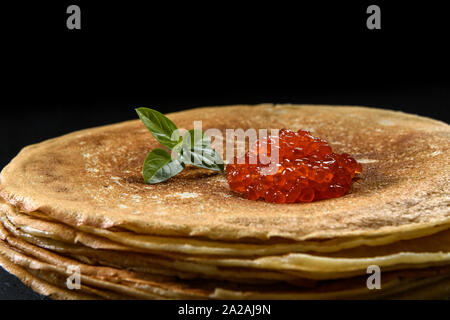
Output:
[226, 129, 362, 203]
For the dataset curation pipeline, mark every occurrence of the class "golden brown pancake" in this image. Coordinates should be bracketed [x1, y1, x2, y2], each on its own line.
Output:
[0, 104, 449, 241]
[0, 104, 449, 299]
[0, 251, 98, 300]
[4, 199, 450, 257]
[2, 226, 449, 300]
[3, 204, 450, 281]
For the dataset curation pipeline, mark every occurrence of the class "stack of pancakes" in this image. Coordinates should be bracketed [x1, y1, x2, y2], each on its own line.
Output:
[0, 104, 449, 299]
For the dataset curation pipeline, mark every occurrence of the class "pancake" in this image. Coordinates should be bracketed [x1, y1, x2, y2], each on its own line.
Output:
[385, 276, 450, 299]
[3, 197, 450, 281]
[0, 104, 449, 242]
[4, 200, 450, 257]
[0, 211, 297, 284]
[0, 252, 97, 300]
[2, 226, 450, 300]
[2, 200, 450, 279]
[0, 104, 449, 299]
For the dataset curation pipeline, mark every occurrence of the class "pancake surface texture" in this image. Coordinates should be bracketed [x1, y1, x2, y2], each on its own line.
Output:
[0, 104, 449, 299]
[1, 104, 449, 241]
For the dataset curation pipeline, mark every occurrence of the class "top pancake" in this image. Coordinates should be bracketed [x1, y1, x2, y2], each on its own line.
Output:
[0, 104, 449, 241]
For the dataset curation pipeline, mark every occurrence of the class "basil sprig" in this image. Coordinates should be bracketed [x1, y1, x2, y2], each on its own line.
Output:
[136, 108, 181, 149]
[181, 129, 224, 171]
[136, 108, 224, 184]
[142, 148, 184, 184]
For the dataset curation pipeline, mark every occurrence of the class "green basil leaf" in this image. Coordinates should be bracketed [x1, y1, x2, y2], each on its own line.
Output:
[181, 130, 223, 171]
[171, 140, 184, 160]
[182, 129, 211, 149]
[142, 148, 184, 184]
[136, 108, 180, 149]
[182, 145, 224, 172]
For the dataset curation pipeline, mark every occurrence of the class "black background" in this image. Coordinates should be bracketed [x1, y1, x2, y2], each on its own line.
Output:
[1, 1, 449, 301]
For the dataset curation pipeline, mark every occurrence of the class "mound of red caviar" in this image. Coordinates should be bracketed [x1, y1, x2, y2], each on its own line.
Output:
[226, 129, 362, 203]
